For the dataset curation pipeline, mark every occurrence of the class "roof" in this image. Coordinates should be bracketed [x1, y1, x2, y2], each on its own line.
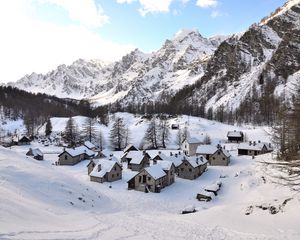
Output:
[184, 137, 201, 144]
[144, 165, 166, 180]
[165, 155, 184, 167]
[204, 183, 221, 192]
[84, 141, 95, 149]
[130, 152, 146, 165]
[123, 144, 139, 153]
[156, 161, 174, 171]
[187, 156, 208, 168]
[153, 152, 168, 160]
[100, 149, 112, 158]
[197, 191, 215, 198]
[196, 145, 231, 158]
[27, 148, 43, 157]
[108, 155, 121, 164]
[196, 145, 218, 155]
[238, 142, 272, 151]
[227, 131, 243, 137]
[90, 159, 119, 178]
[61, 146, 96, 158]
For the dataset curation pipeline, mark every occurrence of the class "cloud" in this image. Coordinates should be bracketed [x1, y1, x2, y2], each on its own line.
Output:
[211, 10, 228, 18]
[36, 0, 109, 28]
[0, 0, 135, 83]
[196, 0, 218, 8]
[116, 0, 174, 16]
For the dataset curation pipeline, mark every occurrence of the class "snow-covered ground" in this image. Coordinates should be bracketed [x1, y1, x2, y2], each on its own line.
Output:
[0, 114, 299, 239]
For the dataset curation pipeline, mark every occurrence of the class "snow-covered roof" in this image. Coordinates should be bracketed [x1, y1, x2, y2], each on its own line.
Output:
[165, 155, 184, 167]
[238, 142, 272, 151]
[204, 182, 221, 192]
[130, 152, 146, 165]
[156, 161, 174, 171]
[227, 131, 243, 137]
[62, 146, 96, 158]
[153, 152, 168, 160]
[101, 149, 112, 158]
[184, 137, 201, 144]
[196, 145, 231, 158]
[196, 145, 218, 155]
[90, 159, 119, 178]
[144, 165, 166, 180]
[108, 155, 121, 164]
[123, 144, 139, 153]
[187, 156, 208, 168]
[28, 148, 43, 157]
[84, 141, 95, 149]
[198, 190, 215, 198]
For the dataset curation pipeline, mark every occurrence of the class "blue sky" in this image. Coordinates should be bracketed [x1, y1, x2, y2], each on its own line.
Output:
[0, 0, 287, 83]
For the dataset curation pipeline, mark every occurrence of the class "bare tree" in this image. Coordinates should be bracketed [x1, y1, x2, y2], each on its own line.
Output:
[82, 117, 97, 142]
[110, 117, 126, 150]
[159, 119, 170, 148]
[175, 128, 182, 149]
[64, 117, 79, 147]
[203, 134, 211, 144]
[98, 129, 105, 151]
[144, 118, 159, 149]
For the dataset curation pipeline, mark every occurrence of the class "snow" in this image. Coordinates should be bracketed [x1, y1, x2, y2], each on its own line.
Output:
[197, 145, 219, 155]
[63, 146, 96, 158]
[227, 131, 243, 138]
[187, 156, 208, 168]
[29, 148, 43, 157]
[238, 142, 272, 151]
[156, 160, 174, 171]
[129, 151, 146, 164]
[144, 165, 167, 180]
[1, 113, 300, 239]
[84, 141, 95, 150]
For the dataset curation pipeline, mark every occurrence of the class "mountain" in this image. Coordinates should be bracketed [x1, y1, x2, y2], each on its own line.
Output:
[8, 0, 300, 118]
[9, 29, 227, 106]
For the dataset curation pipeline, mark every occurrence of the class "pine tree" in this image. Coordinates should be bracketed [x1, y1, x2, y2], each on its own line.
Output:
[45, 118, 52, 136]
[110, 117, 126, 150]
[82, 117, 97, 142]
[64, 117, 79, 147]
[98, 129, 105, 151]
[144, 118, 159, 149]
[182, 125, 189, 141]
[203, 134, 211, 144]
[124, 127, 130, 147]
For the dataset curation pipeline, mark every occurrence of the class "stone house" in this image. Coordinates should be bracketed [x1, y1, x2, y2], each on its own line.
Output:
[237, 141, 273, 156]
[127, 151, 150, 171]
[89, 159, 122, 183]
[13, 136, 31, 146]
[58, 146, 96, 165]
[127, 165, 168, 193]
[227, 130, 244, 143]
[196, 144, 231, 166]
[181, 137, 202, 156]
[177, 156, 207, 180]
[155, 161, 176, 186]
[26, 148, 44, 160]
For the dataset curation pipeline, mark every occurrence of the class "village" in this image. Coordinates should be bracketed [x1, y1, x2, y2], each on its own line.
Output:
[5, 114, 274, 211]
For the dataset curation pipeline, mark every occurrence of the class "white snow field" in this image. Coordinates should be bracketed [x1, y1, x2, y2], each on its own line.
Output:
[0, 114, 300, 240]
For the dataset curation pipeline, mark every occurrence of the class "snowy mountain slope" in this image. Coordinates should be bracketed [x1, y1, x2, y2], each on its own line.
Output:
[176, 0, 300, 112]
[9, 29, 227, 106]
[1, 115, 300, 239]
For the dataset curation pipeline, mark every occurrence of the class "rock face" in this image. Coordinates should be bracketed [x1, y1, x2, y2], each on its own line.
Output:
[9, 1, 300, 111]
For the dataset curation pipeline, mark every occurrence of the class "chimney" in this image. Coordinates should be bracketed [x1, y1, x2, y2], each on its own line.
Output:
[175, 153, 178, 158]
[269, 143, 271, 148]
[170, 152, 173, 156]
[249, 141, 252, 146]
[158, 151, 161, 155]
[258, 140, 261, 143]
[143, 150, 146, 155]
[253, 141, 256, 146]
[178, 151, 181, 155]
[196, 158, 199, 164]
[200, 156, 203, 161]
[109, 153, 113, 157]
[97, 164, 101, 172]
[153, 159, 157, 165]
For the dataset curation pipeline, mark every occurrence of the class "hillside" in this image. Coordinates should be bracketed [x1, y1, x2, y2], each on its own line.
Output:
[0, 114, 300, 239]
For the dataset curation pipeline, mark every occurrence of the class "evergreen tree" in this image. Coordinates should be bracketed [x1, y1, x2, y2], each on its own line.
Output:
[64, 117, 79, 147]
[203, 134, 211, 144]
[175, 128, 182, 149]
[45, 118, 52, 136]
[110, 117, 126, 150]
[98, 129, 105, 151]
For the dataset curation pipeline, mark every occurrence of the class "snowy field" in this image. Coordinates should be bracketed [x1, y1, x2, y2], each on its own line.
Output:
[0, 114, 300, 239]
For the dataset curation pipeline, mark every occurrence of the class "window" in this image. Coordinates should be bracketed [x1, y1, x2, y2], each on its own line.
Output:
[180, 168, 184, 171]
[218, 151, 220, 155]
[223, 158, 225, 160]
[112, 174, 114, 178]
[139, 176, 142, 182]
[117, 173, 119, 177]
[114, 167, 116, 171]
[65, 155, 67, 160]
[185, 163, 188, 166]
[148, 177, 151, 181]
[170, 171, 173, 175]
[189, 168, 192, 172]
[213, 157, 215, 160]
